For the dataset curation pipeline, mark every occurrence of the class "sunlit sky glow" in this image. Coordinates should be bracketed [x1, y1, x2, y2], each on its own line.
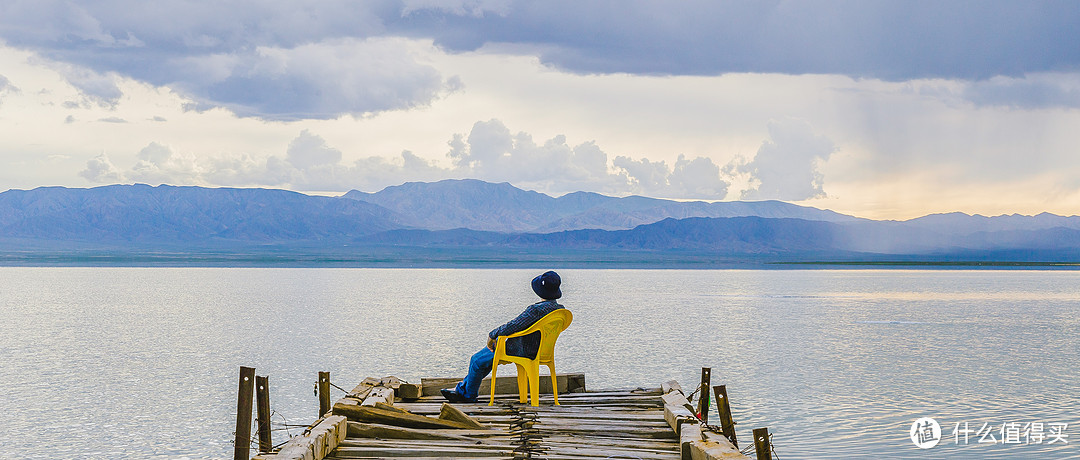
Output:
[1, 1, 1079, 220]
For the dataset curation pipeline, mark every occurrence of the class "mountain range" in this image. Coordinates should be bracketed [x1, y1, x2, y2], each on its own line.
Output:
[2, 179, 1079, 264]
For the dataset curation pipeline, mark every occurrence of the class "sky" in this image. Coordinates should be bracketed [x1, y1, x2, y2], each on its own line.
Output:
[1, 1, 1079, 220]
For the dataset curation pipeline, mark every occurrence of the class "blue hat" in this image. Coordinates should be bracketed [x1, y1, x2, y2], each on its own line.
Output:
[531, 271, 562, 300]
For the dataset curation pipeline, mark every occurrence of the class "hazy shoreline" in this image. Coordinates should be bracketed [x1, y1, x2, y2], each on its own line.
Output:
[4, 249, 1079, 270]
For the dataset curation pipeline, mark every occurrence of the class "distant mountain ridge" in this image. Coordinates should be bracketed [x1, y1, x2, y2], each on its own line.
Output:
[342, 178, 861, 232]
[0, 184, 403, 244]
[2, 181, 1079, 262]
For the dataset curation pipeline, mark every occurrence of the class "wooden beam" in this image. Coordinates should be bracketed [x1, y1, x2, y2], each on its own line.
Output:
[753, 427, 771, 460]
[662, 390, 698, 435]
[697, 368, 711, 424]
[360, 387, 395, 407]
[396, 382, 422, 400]
[346, 421, 485, 441]
[234, 366, 255, 460]
[255, 375, 272, 454]
[438, 403, 486, 429]
[251, 415, 347, 460]
[689, 430, 752, 460]
[662, 380, 683, 395]
[348, 377, 381, 399]
[713, 385, 738, 448]
[679, 421, 702, 460]
[332, 400, 479, 430]
[421, 373, 585, 396]
[318, 371, 331, 417]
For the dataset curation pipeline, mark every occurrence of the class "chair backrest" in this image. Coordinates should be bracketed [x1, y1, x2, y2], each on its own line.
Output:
[529, 309, 572, 363]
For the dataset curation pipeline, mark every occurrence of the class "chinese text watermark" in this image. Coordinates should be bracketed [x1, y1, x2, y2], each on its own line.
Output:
[911, 417, 1068, 449]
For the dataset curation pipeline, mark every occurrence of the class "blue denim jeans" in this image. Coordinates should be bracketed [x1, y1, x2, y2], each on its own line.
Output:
[454, 347, 494, 399]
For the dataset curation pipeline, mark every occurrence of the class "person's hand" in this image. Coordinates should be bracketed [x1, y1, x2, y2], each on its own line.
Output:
[486, 337, 496, 351]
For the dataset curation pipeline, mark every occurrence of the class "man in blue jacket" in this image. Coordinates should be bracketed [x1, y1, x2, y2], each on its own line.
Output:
[441, 271, 565, 403]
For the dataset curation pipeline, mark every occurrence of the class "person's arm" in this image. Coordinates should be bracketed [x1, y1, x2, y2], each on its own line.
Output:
[488, 303, 545, 342]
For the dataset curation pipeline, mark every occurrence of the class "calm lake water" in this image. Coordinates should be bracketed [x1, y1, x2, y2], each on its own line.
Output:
[1, 268, 1078, 459]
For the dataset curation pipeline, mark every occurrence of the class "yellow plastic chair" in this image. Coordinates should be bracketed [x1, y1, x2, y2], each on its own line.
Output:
[488, 309, 573, 406]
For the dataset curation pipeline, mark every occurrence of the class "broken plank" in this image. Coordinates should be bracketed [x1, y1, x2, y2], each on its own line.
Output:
[438, 403, 486, 429]
[420, 372, 584, 396]
[360, 387, 395, 407]
[332, 401, 479, 430]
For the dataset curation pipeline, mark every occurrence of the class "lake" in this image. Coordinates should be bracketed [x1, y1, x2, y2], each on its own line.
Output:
[1, 268, 1077, 459]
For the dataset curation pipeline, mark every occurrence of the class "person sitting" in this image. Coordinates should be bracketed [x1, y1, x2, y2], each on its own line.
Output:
[441, 271, 566, 403]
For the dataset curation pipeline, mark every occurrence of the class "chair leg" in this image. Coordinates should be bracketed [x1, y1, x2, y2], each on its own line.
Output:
[488, 363, 499, 406]
[528, 364, 541, 407]
[515, 364, 528, 404]
[547, 363, 559, 405]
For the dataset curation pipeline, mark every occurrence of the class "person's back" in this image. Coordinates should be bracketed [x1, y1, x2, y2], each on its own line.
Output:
[442, 271, 564, 403]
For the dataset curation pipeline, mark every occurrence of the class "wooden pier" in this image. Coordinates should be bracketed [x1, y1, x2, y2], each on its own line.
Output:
[242, 370, 769, 460]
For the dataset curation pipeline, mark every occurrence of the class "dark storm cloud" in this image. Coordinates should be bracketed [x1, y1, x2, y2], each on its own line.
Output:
[2, 1, 1076, 119]
[393, 0, 1080, 80]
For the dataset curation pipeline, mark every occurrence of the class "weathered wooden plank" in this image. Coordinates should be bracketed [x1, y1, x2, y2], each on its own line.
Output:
[680, 421, 703, 460]
[234, 366, 255, 460]
[332, 401, 478, 430]
[338, 439, 515, 449]
[688, 430, 752, 460]
[345, 422, 498, 442]
[420, 372, 584, 396]
[318, 372, 332, 418]
[662, 379, 683, 395]
[663, 391, 698, 435]
[360, 387, 395, 407]
[713, 384, 738, 448]
[347, 377, 381, 400]
[347, 422, 472, 441]
[253, 416, 348, 460]
[256, 375, 272, 454]
[328, 445, 511, 457]
[438, 403, 486, 429]
[753, 427, 772, 460]
[396, 382, 421, 400]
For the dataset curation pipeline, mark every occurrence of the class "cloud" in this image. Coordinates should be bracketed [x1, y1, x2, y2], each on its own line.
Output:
[2, 1, 1076, 122]
[79, 153, 124, 183]
[448, 119, 729, 198]
[0, 1, 455, 120]
[73, 119, 734, 198]
[98, 117, 127, 123]
[962, 73, 1080, 110]
[0, 74, 16, 93]
[0, 73, 15, 107]
[43, 61, 123, 108]
[401, 0, 512, 18]
[395, 0, 1080, 80]
[128, 142, 201, 184]
[169, 38, 455, 120]
[286, 130, 342, 170]
[448, 119, 626, 194]
[611, 155, 729, 199]
[909, 73, 1080, 110]
[736, 119, 836, 201]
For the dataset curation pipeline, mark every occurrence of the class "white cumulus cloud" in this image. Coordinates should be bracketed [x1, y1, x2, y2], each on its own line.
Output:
[735, 119, 836, 201]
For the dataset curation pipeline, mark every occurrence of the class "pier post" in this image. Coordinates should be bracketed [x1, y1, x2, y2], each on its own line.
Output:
[697, 367, 711, 424]
[256, 375, 272, 453]
[713, 385, 738, 448]
[318, 371, 331, 417]
[753, 427, 772, 460]
[234, 366, 255, 460]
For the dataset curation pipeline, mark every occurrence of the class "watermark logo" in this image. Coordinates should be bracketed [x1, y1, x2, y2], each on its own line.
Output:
[911, 417, 942, 449]
[909, 418, 1069, 449]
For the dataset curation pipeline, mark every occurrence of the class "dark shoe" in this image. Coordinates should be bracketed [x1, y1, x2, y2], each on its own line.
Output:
[440, 388, 477, 403]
